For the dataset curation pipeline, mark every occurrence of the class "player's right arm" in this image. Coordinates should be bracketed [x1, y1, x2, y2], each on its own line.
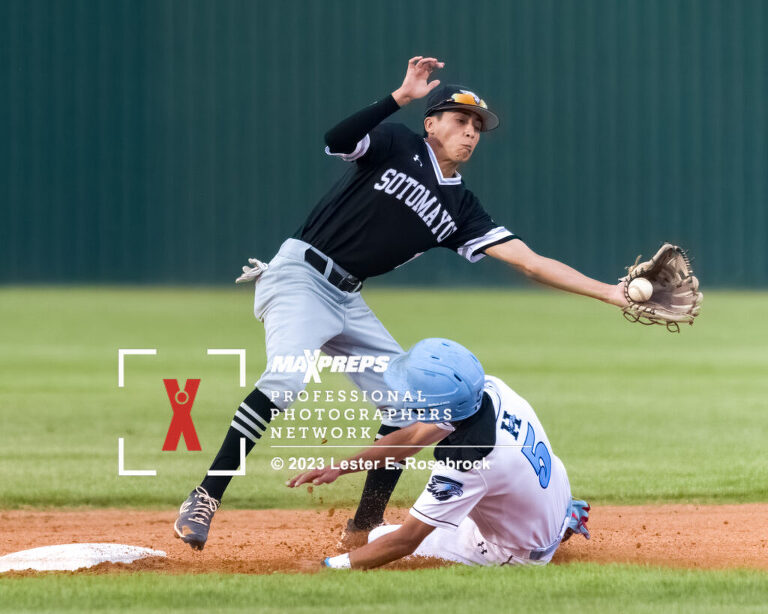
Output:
[347, 514, 435, 569]
[324, 56, 443, 156]
[346, 463, 488, 569]
[286, 421, 446, 488]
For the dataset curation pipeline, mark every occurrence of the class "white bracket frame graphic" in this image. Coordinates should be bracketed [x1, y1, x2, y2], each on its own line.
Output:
[118, 348, 157, 387]
[118, 438, 157, 476]
[118, 349, 158, 475]
[206, 437, 247, 476]
[116, 348, 249, 476]
[206, 348, 247, 387]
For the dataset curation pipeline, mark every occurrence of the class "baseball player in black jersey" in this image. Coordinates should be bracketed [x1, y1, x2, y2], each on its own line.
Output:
[174, 57, 628, 551]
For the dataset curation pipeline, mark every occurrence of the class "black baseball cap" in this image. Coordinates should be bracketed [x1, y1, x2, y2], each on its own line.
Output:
[424, 84, 499, 132]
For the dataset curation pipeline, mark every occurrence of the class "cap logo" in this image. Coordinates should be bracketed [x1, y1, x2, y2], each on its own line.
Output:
[460, 89, 481, 105]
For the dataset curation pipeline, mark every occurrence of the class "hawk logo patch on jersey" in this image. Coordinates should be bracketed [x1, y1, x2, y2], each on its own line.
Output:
[427, 475, 464, 501]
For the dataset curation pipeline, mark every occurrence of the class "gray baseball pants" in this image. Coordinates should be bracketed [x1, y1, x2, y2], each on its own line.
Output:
[253, 239, 405, 425]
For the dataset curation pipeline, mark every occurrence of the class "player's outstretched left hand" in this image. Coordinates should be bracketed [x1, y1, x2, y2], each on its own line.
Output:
[286, 467, 342, 488]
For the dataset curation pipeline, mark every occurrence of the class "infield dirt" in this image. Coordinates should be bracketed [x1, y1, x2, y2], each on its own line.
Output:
[2, 505, 766, 575]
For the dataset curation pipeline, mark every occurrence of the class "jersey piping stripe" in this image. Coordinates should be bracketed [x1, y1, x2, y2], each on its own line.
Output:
[457, 226, 512, 255]
[324, 134, 371, 162]
[239, 402, 269, 429]
[423, 140, 462, 185]
[394, 251, 424, 269]
[480, 235, 518, 254]
[410, 507, 459, 529]
[457, 226, 514, 262]
[233, 410, 265, 436]
[230, 420, 258, 443]
[485, 385, 503, 422]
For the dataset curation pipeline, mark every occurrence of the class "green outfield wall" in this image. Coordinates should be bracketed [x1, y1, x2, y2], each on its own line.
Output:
[2, 0, 766, 286]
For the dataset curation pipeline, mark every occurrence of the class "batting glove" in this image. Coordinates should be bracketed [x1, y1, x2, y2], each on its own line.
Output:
[235, 258, 269, 284]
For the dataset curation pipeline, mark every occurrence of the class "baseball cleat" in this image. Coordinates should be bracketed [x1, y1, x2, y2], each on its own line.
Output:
[173, 486, 221, 551]
[561, 499, 591, 543]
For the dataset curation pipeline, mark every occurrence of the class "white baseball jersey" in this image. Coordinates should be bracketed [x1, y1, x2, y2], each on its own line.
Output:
[407, 375, 572, 565]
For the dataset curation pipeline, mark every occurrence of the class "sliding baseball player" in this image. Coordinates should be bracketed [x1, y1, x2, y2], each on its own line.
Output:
[288, 338, 590, 569]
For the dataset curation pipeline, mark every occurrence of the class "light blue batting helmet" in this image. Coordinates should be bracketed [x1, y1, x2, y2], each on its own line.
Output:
[383, 338, 485, 422]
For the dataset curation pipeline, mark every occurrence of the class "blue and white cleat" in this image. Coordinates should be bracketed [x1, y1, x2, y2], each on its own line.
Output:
[173, 486, 221, 551]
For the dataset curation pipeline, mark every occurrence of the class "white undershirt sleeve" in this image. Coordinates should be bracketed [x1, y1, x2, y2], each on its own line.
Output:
[324, 134, 371, 162]
[456, 227, 515, 263]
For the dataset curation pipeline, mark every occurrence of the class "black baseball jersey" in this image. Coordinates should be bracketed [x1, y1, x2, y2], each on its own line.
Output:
[296, 122, 516, 280]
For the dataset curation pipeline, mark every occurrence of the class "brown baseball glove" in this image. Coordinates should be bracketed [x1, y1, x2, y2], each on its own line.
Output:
[621, 243, 703, 332]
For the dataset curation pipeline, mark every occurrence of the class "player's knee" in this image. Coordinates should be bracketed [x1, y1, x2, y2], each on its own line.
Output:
[256, 371, 310, 411]
[368, 525, 401, 543]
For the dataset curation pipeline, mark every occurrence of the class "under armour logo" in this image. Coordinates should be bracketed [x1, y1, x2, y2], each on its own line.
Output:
[413, 154, 422, 167]
[477, 541, 488, 555]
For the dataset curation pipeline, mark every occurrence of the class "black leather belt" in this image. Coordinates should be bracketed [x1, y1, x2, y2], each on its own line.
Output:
[304, 248, 363, 293]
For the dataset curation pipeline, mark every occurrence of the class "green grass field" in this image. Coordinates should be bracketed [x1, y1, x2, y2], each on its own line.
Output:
[3, 565, 768, 614]
[1, 287, 767, 612]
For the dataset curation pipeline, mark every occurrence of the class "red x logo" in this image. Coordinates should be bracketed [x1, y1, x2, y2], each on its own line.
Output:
[162, 379, 201, 451]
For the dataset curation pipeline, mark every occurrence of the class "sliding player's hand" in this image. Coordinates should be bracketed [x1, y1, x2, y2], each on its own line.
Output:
[286, 467, 341, 488]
